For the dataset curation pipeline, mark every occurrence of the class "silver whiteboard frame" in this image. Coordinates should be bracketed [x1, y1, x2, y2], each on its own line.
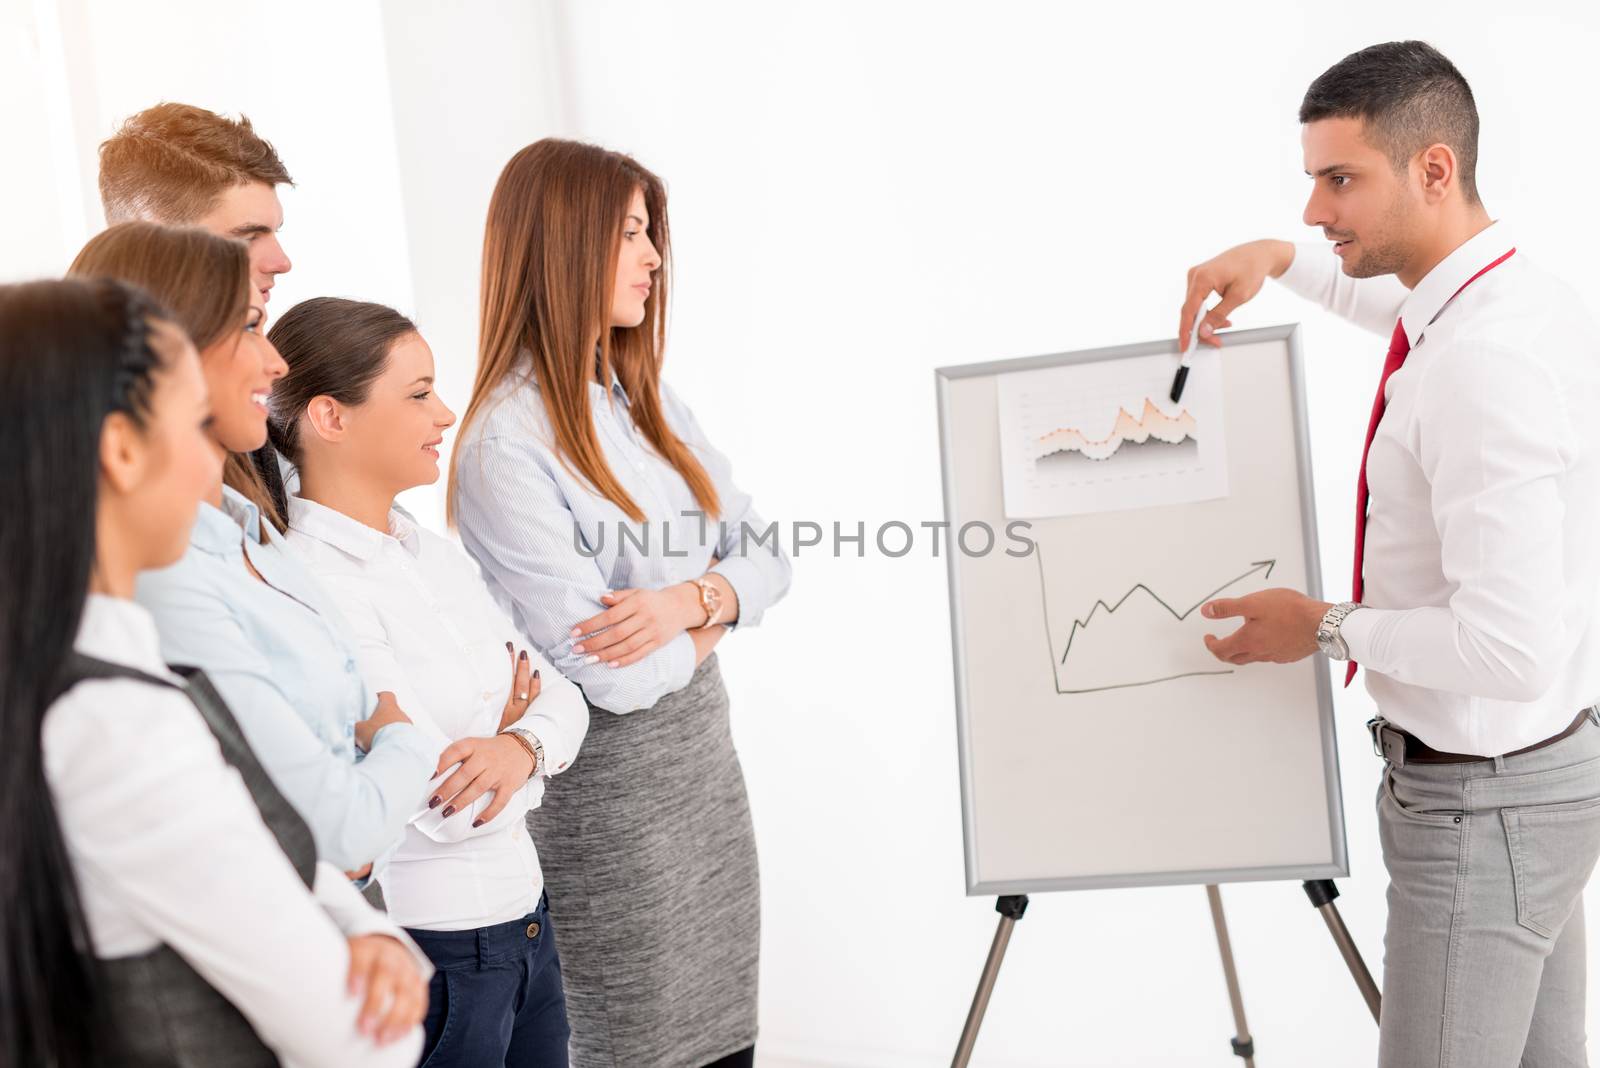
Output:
[935, 323, 1349, 896]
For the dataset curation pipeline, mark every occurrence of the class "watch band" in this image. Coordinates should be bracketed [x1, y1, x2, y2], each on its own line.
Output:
[1316, 601, 1362, 661]
[500, 727, 543, 780]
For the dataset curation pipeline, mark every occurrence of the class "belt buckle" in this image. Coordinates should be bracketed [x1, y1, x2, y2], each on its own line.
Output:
[1367, 716, 1405, 768]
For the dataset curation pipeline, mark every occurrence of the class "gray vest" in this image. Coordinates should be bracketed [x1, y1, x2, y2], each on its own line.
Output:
[56, 654, 318, 1067]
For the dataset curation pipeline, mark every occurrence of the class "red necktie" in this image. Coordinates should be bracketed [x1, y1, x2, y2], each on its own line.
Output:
[1344, 247, 1516, 686]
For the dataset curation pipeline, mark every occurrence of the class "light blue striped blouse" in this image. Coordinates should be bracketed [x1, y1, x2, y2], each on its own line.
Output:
[135, 485, 437, 871]
[454, 361, 792, 714]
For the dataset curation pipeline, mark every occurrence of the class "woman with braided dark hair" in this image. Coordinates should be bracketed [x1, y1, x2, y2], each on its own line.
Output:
[0, 276, 428, 1067]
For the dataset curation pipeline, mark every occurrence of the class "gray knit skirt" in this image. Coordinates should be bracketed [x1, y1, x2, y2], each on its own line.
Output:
[526, 651, 760, 1067]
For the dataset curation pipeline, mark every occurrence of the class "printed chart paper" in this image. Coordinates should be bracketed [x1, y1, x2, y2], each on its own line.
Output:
[996, 352, 1228, 518]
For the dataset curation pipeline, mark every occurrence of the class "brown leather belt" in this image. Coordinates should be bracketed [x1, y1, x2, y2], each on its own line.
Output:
[1369, 707, 1598, 768]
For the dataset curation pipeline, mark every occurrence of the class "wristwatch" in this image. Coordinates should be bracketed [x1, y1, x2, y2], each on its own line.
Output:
[1316, 601, 1363, 661]
[691, 576, 723, 628]
[501, 727, 544, 779]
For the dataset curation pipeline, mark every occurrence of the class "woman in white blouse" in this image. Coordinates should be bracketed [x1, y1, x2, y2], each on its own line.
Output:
[1, 277, 427, 1067]
[266, 297, 589, 1068]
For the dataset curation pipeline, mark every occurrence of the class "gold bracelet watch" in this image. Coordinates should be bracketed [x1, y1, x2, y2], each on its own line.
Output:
[691, 576, 722, 628]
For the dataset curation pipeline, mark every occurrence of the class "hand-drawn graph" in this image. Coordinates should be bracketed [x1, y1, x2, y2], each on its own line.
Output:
[998, 352, 1228, 518]
[1035, 548, 1277, 694]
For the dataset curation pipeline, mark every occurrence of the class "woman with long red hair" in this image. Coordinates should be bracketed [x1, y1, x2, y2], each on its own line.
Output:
[449, 139, 792, 1068]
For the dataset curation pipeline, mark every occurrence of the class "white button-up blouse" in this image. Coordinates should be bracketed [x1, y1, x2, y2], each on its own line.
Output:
[285, 496, 589, 931]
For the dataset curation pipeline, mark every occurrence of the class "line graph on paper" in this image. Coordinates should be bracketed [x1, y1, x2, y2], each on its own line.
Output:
[1035, 398, 1198, 463]
[1035, 547, 1278, 695]
[997, 352, 1228, 517]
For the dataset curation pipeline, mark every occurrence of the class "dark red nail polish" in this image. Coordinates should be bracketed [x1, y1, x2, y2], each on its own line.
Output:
[519, 650, 527, 661]
[505, 641, 513, 652]
[472, 818, 484, 828]
[442, 805, 455, 818]
[427, 796, 440, 809]
[533, 669, 540, 679]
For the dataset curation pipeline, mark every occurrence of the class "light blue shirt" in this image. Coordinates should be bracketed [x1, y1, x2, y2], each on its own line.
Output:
[135, 485, 436, 871]
[454, 363, 792, 713]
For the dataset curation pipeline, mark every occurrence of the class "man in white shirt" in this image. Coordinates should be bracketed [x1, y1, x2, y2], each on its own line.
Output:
[1178, 41, 1600, 1065]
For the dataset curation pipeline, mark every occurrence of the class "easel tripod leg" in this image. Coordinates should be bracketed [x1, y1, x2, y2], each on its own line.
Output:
[1303, 879, 1381, 1022]
[1205, 884, 1256, 1066]
[951, 895, 1029, 1068]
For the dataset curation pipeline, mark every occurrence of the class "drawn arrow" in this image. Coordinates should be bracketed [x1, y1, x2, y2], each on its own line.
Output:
[1032, 552, 1280, 695]
[1058, 559, 1277, 667]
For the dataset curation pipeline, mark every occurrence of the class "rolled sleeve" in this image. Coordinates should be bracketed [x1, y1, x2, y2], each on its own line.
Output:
[456, 435, 698, 713]
[663, 380, 793, 632]
[712, 553, 773, 630]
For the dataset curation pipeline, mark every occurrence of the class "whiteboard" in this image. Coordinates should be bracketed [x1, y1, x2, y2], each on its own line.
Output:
[936, 324, 1347, 895]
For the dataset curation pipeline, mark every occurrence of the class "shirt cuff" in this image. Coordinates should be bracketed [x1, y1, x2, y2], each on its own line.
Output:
[711, 555, 767, 630]
[1339, 605, 1383, 670]
[509, 713, 575, 777]
[411, 778, 529, 842]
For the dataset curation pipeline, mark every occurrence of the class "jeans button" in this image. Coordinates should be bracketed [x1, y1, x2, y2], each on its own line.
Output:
[526, 921, 541, 939]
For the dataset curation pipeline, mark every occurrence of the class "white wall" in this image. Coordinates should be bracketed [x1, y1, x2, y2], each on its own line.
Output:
[378, 0, 572, 529]
[7, 2, 1600, 1065]
[1, 0, 440, 518]
[0, 0, 86, 277]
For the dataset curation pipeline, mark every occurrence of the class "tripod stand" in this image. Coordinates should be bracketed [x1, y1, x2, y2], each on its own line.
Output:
[950, 879, 1380, 1067]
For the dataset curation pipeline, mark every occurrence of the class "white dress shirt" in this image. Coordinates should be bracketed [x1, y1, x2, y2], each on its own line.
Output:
[284, 496, 589, 931]
[43, 594, 430, 1068]
[1278, 221, 1600, 754]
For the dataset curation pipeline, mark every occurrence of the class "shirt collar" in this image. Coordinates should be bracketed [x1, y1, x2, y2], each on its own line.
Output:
[589, 348, 630, 407]
[75, 594, 169, 674]
[1400, 220, 1515, 350]
[190, 484, 260, 556]
[287, 495, 420, 560]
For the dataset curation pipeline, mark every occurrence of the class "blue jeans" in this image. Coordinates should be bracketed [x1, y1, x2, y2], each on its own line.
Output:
[407, 896, 570, 1067]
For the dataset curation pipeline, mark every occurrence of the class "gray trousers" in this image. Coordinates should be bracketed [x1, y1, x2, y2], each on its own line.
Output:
[1377, 709, 1600, 1067]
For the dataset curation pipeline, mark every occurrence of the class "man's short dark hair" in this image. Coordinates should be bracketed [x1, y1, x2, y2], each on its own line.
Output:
[98, 103, 294, 225]
[1300, 41, 1480, 204]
